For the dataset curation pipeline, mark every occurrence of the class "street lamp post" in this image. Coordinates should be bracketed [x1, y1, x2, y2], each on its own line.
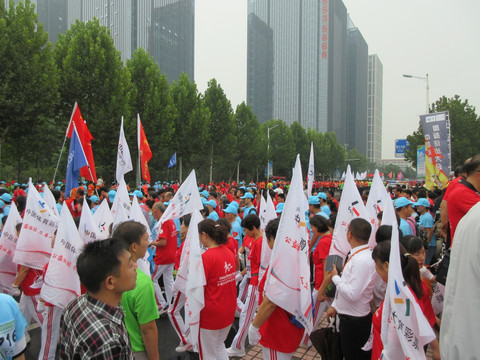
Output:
[267, 124, 279, 178]
[403, 73, 430, 113]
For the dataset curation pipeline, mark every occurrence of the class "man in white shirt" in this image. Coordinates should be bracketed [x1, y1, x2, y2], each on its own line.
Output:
[325, 218, 377, 360]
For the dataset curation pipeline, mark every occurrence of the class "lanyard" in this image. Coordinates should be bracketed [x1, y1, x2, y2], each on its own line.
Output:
[341, 246, 369, 272]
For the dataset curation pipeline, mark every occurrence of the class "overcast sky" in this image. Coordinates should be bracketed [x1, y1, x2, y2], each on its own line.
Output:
[194, 0, 480, 159]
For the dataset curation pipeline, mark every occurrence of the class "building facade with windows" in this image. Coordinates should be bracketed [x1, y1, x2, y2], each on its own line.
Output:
[367, 54, 383, 163]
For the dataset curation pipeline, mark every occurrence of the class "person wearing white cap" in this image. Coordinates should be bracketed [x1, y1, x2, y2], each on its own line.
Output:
[394, 197, 414, 236]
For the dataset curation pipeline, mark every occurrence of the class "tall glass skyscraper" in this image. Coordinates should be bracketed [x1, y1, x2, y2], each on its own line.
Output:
[247, 0, 348, 142]
[367, 54, 383, 163]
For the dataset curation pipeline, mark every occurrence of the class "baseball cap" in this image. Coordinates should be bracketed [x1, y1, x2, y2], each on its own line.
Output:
[276, 203, 284, 214]
[414, 198, 430, 208]
[308, 196, 320, 205]
[201, 190, 209, 198]
[241, 192, 254, 199]
[133, 190, 143, 199]
[108, 190, 116, 202]
[224, 204, 238, 215]
[230, 201, 239, 209]
[206, 200, 217, 209]
[89, 195, 100, 204]
[0, 193, 12, 203]
[317, 192, 327, 200]
[394, 197, 413, 209]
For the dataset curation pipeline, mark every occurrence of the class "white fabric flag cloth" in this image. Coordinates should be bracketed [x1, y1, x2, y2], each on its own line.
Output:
[184, 210, 206, 351]
[93, 199, 114, 240]
[259, 193, 277, 280]
[341, 171, 346, 180]
[265, 154, 313, 333]
[440, 202, 480, 359]
[41, 203, 83, 309]
[0, 202, 23, 294]
[307, 142, 314, 197]
[116, 116, 133, 184]
[329, 165, 370, 259]
[111, 179, 131, 228]
[430, 283, 445, 315]
[129, 197, 153, 275]
[42, 186, 60, 218]
[155, 170, 204, 234]
[13, 182, 59, 270]
[380, 194, 435, 360]
[78, 200, 100, 244]
[365, 169, 389, 247]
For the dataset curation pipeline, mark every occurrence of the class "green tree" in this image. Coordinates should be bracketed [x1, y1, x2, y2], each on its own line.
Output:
[234, 102, 264, 181]
[264, 120, 295, 177]
[170, 73, 210, 182]
[290, 121, 310, 172]
[127, 48, 176, 183]
[203, 79, 237, 181]
[54, 19, 130, 182]
[345, 148, 368, 174]
[0, 0, 59, 179]
[406, 95, 480, 169]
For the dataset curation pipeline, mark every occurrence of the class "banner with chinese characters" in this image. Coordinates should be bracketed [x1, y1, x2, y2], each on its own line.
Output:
[417, 145, 426, 178]
[420, 111, 451, 189]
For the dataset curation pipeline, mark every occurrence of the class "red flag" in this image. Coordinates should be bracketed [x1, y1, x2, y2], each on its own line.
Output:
[397, 171, 403, 180]
[66, 103, 97, 183]
[388, 172, 393, 179]
[137, 115, 152, 183]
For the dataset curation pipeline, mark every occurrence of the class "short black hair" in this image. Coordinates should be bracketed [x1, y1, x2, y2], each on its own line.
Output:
[112, 221, 147, 248]
[348, 218, 371, 243]
[241, 214, 261, 231]
[310, 215, 329, 233]
[198, 219, 229, 245]
[76, 238, 129, 293]
[464, 154, 480, 176]
[265, 218, 280, 240]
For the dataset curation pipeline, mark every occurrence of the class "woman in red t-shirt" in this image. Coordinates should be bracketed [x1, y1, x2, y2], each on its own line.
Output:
[249, 218, 305, 360]
[197, 219, 237, 360]
[371, 241, 440, 360]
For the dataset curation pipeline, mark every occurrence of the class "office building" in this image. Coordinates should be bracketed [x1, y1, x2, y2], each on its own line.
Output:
[367, 54, 383, 163]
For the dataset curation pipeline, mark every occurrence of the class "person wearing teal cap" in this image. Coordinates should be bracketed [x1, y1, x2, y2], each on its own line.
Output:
[394, 197, 414, 236]
[224, 204, 243, 247]
[206, 200, 219, 221]
[414, 198, 436, 265]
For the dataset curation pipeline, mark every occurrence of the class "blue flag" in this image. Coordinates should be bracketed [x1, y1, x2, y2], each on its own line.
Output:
[65, 125, 88, 197]
[168, 152, 177, 168]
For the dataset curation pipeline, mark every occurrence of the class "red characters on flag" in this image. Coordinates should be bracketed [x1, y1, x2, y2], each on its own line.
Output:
[138, 115, 152, 183]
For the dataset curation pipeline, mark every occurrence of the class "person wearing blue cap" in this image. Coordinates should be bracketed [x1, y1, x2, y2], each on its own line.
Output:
[394, 197, 414, 236]
[206, 200, 219, 221]
[318, 192, 331, 217]
[414, 198, 437, 265]
[1, 192, 12, 216]
[89, 195, 101, 214]
[108, 190, 117, 206]
[307, 196, 329, 220]
[241, 192, 257, 217]
[224, 204, 244, 247]
[275, 202, 284, 215]
[130, 190, 151, 228]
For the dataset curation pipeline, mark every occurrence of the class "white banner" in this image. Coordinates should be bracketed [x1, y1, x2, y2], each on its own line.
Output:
[365, 169, 389, 247]
[0, 202, 23, 294]
[41, 203, 82, 308]
[111, 179, 131, 229]
[116, 116, 133, 184]
[92, 199, 114, 240]
[42, 186, 60, 218]
[13, 182, 59, 270]
[129, 198, 153, 275]
[307, 142, 314, 197]
[78, 200, 99, 244]
[265, 155, 313, 333]
[259, 193, 276, 280]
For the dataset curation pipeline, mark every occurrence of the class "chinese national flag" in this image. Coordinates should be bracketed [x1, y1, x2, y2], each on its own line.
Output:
[138, 114, 152, 183]
[66, 103, 97, 183]
[387, 172, 393, 179]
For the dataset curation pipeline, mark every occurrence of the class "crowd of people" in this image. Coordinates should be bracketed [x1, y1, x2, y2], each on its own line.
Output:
[0, 154, 479, 359]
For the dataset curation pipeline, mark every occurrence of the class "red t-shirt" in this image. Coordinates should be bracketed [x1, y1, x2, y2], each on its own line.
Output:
[153, 219, 177, 265]
[175, 241, 185, 270]
[419, 281, 436, 327]
[447, 181, 480, 241]
[248, 236, 263, 286]
[19, 266, 43, 296]
[225, 236, 238, 257]
[200, 246, 237, 329]
[442, 176, 461, 202]
[313, 234, 332, 290]
[258, 268, 305, 353]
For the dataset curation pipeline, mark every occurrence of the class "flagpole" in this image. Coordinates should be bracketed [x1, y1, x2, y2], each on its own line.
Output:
[52, 103, 78, 184]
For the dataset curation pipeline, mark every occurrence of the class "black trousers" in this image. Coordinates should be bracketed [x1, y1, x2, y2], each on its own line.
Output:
[338, 312, 372, 360]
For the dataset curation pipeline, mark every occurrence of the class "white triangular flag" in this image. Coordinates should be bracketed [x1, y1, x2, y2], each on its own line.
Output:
[116, 116, 133, 184]
[129, 197, 153, 275]
[41, 202, 83, 308]
[111, 179, 131, 228]
[185, 210, 206, 350]
[307, 142, 314, 197]
[79, 199, 99, 244]
[42, 186, 60, 218]
[92, 199, 114, 240]
[365, 169, 389, 247]
[154, 170, 203, 234]
[329, 165, 370, 259]
[13, 182, 59, 270]
[0, 201, 23, 294]
[381, 194, 435, 359]
[265, 155, 313, 333]
[259, 193, 277, 280]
